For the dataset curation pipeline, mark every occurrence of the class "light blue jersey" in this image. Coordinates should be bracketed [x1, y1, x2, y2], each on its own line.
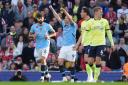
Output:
[30, 23, 54, 48]
[61, 20, 77, 46]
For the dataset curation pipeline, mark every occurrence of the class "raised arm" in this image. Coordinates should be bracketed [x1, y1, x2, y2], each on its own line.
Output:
[73, 35, 82, 51]
[61, 8, 74, 23]
[49, 5, 62, 23]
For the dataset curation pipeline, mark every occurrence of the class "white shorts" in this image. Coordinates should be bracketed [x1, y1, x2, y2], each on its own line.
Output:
[34, 47, 49, 61]
[58, 45, 77, 62]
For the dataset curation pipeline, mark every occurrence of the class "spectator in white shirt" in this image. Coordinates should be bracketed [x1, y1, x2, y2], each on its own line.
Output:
[13, 35, 24, 57]
[117, 3, 128, 19]
[11, 0, 24, 6]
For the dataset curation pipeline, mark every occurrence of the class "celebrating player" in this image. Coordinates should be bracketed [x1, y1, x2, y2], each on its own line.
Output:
[49, 5, 77, 82]
[29, 13, 56, 82]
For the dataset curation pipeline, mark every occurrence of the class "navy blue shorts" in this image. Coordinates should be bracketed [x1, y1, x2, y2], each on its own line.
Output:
[84, 45, 91, 54]
[89, 45, 106, 58]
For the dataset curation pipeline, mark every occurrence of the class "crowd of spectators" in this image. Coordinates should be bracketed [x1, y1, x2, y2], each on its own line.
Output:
[0, 0, 128, 72]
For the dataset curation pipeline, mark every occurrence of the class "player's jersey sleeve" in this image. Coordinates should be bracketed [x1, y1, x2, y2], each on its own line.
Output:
[105, 19, 114, 46]
[105, 19, 110, 30]
[30, 24, 35, 33]
[61, 20, 65, 28]
[47, 24, 55, 32]
[72, 22, 78, 30]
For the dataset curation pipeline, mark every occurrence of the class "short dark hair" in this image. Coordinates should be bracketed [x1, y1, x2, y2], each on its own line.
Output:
[93, 6, 102, 13]
[82, 6, 90, 15]
[122, 3, 127, 7]
[36, 13, 42, 19]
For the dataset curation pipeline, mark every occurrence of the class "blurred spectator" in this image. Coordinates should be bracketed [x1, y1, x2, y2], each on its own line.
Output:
[21, 40, 35, 65]
[39, 0, 49, 11]
[101, 61, 111, 71]
[124, 32, 128, 44]
[56, 27, 63, 50]
[88, 0, 96, 18]
[1, 2, 15, 27]
[0, 45, 4, 61]
[57, 0, 66, 9]
[1, 34, 13, 49]
[9, 26, 18, 44]
[22, 64, 30, 70]
[115, 14, 128, 38]
[14, 21, 23, 36]
[99, 0, 109, 16]
[0, 62, 2, 71]
[44, 7, 52, 23]
[14, 57, 23, 70]
[23, 11, 34, 30]
[1, 59, 9, 70]
[32, 4, 39, 18]
[105, 46, 121, 70]
[66, 0, 74, 13]
[29, 59, 36, 70]
[13, 35, 24, 57]
[117, 3, 128, 19]
[80, 0, 90, 7]
[51, 0, 61, 11]
[13, 0, 27, 21]
[22, 27, 29, 46]
[105, 5, 117, 32]
[117, 38, 128, 65]
[11, 0, 24, 6]
[0, 1, 3, 14]
[72, 0, 81, 22]
[49, 17, 60, 31]
[25, 0, 33, 12]
[33, 0, 39, 5]
[110, 0, 122, 12]
[121, 60, 128, 81]
[9, 62, 17, 70]
[3, 42, 15, 61]
[47, 53, 59, 71]
[10, 70, 27, 81]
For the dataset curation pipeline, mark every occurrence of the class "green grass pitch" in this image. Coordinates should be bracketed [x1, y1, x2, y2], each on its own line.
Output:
[0, 82, 127, 85]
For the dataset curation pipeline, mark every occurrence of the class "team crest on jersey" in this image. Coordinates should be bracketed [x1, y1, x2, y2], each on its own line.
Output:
[36, 26, 38, 28]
